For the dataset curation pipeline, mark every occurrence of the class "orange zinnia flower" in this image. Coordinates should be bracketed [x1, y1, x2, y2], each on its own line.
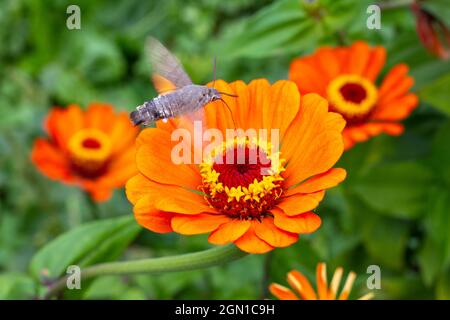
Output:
[270, 262, 374, 300]
[32, 103, 139, 201]
[126, 79, 346, 254]
[289, 41, 419, 150]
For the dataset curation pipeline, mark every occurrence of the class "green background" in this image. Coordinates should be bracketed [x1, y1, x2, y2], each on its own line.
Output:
[1, 0, 449, 299]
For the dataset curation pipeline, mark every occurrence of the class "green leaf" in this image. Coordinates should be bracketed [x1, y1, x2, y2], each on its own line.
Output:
[425, 190, 450, 265]
[212, 0, 317, 59]
[311, 212, 360, 260]
[63, 31, 126, 84]
[412, 60, 450, 92]
[0, 273, 36, 299]
[206, 255, 265, 299]
[436, 269, 450, 299]
[430, 121, 450, 182]
[213, 0, 370, 59]
[39, 64, 97, 106]
[418, 189, 450, 285]
[321, 0, 371, 33]
[420, 73, 450, 115]
[380, 274, 431, 299]
[30, 216, 141, 279]
[352, 161, 434, 219]
[418, 237, 445, 286]
[361, 215, 410, 270]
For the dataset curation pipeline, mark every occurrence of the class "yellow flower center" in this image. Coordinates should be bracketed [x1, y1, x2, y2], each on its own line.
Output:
[200, 137, 285, 219]
[327, 74, 378, 120]
[68, 128, 112, 178]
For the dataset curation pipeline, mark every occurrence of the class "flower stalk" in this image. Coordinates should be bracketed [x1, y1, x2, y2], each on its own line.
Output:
[43, 244, 247, 299]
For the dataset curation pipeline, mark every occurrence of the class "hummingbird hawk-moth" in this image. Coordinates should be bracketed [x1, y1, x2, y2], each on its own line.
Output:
[130, 37, 235, 126]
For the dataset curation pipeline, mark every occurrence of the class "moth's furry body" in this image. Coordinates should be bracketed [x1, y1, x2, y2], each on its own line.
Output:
[130, 85, 221, 125]
[130, 37, 233, 127]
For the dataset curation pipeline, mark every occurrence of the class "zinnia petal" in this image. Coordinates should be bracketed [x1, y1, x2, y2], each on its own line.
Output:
[208, 219, 252, 245]
[287, 270, 318, 300]
[263, 80, 300, 140]
[378, 64, 409, 96]
[253, 218, 298, 248]
[282, 94, 344, 186]
[85, 103, 116, 133]
[31, 138, 73, 181]
[363, 46, 386, 81]
[344, 41, 371, 75]
[316, 262, 329, 300]
[45, 104, 84, 149]
[155, 194, 217, 215]
[312, 47, 341, 82]
[229, 80, 251, 129]
[285, 168, 346, 195]
[272, 208, 322, 234]
[205, 80, 239, 131]
[372, 94, 418, 121]
[134, 195, 174, 233]
[277, 191, 324, 216]
[234, 224, 274, 254]
[136, 128, 201, 189]
[269, 284, 299, 300]
[109, 113, 140, 154]
[171, 214, 230, 235]
[126, 173, 207, 214]
[289, 58, 328, 96]
[96, 147, 137, 188]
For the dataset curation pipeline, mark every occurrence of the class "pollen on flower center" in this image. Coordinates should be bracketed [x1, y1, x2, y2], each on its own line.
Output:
[327, 74, 378, 121]
[200, 137, 285, 220]
[68, 128, 112, 178]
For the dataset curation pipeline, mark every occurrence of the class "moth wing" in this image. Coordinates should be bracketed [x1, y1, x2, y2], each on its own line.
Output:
[151, 74, 178, 95]
[146, 37, 193, 95]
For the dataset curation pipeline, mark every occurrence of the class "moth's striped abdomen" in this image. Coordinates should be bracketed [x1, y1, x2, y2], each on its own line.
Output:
[130, 95, 176, 126]
[130, 100, 155, 126]
[129, 109, 146, 126]
[130, 85, 222, 126]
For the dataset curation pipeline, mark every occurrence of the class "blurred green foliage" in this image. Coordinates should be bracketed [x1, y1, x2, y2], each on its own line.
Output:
[0, 0, 449, 299]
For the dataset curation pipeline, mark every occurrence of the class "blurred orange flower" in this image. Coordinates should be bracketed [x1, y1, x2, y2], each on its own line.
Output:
[269, 262, 374, 300]
[32, 103, 139, 202]
[126, 79, 346, 254]
[290, 41, 418, 150]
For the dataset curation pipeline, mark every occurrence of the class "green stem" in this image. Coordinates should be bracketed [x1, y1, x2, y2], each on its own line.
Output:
[43, 244, 247, 299]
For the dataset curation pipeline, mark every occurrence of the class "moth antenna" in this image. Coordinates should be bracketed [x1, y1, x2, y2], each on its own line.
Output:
[218, 91, 239, 98]
[212, 56, 217, 88]
[219, 98, 236, 129]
